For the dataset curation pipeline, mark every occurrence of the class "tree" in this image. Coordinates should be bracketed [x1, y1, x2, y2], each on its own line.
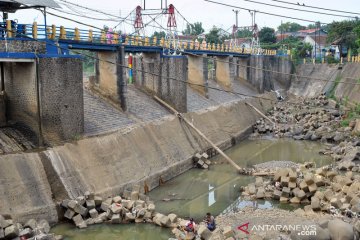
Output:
[205, 26, 221, 44]
[278, 22, 305, 32]
[236, 29, 252, 38]
[327, 20, 360, 56]
[182, 22, 205, 36]
[151, 31, 166, 39]
[259, 27, 276, 44]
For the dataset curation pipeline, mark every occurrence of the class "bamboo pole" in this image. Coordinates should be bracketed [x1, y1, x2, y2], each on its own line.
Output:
[154, 95, 242, 173]
[245, 102, 276, 126]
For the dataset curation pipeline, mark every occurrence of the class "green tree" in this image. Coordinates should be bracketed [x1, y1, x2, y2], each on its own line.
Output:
[278, 22, 305, 32]
[182, 22, 205, 36]
[259, 27, 276, 44]
[327, 20, 360, 56]
[205, 26, 221, 44]
[151, 31, 166, 39]
[236, 29, 252, 38]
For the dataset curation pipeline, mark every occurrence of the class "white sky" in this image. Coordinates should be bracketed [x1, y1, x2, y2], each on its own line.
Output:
[6, 0, 360, 34]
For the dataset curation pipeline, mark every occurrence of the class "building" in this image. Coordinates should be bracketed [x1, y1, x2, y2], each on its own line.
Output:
[303, 35, 328, 58]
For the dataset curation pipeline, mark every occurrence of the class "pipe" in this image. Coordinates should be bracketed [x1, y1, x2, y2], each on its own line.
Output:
[35, 58, 44, 146]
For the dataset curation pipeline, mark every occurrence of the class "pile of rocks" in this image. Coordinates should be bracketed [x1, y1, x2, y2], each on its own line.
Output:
[60, 188, 167, 229]
[243, 166, 360, 219]
[0, 215, 60, 240]
[194, 152, 211, 169]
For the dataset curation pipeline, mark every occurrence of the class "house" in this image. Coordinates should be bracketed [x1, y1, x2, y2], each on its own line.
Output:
[303, 35, 328, 58]
[297, 28, 327, 37]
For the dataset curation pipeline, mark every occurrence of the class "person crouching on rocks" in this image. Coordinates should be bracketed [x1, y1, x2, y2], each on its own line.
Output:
[204, 212, 216, 231]
[185, 218, 196, 233]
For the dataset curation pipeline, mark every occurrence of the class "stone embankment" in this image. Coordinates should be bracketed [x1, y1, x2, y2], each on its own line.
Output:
[0, 215, 59, 240]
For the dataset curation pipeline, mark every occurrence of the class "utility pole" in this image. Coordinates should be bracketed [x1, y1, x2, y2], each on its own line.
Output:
[143, 0, 145, 10]
[232, 9, 239, 28]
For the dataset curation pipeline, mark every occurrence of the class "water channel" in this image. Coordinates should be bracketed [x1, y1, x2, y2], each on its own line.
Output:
[51, 138, 332, 239]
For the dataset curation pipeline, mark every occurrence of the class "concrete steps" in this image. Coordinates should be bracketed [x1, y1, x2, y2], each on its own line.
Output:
[0, 127, 35, 154]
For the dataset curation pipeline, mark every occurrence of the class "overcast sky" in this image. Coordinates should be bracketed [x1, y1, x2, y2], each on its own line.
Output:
[6, 0, 360, 34]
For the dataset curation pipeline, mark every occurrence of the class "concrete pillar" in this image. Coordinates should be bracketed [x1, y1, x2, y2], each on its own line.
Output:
[160, 56, 188, 113]
[215, 56, 232, 91]
[187, 54, 208, 97]
[135, 53, 161, 93]
[92, 48, 127, 110]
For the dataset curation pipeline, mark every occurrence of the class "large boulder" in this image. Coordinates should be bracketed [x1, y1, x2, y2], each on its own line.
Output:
[328, 219, 354, 240]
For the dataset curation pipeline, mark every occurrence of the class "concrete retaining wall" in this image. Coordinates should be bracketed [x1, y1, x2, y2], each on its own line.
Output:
[238, 56, 292, 93]
[3, 57, 84, 144]
[133, 54, 188, 112]
[0, 40, 46, 53]
[0, 93, 276, 224]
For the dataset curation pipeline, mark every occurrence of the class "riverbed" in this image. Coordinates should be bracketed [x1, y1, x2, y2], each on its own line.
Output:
[51, 138, 331, 239]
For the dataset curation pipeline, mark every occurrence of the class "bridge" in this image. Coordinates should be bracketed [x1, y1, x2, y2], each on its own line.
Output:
[0, 0, 291, 147]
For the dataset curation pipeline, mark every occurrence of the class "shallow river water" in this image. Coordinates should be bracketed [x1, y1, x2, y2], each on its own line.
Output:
[51, 139, 332, 239]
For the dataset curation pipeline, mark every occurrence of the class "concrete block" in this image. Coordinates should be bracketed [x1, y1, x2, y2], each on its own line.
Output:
[85, 218, 95, 226]
[38, 220, 50, 234]
[308, 183, 317, 193]
[256, 188, 265, 199]
[168, 214, 177, 223]
[273, 190, 282, 200]
[86, 200, 96, 210]
[299, 181, 309, 192]
[160, 215, 171, 227]
[4, 225, 19, 239]
[110, 203, 122, 214]
[67, 200, 77, 210]
[198, 225, 212, 240]
[280, 197, 289, 202]
[0, 228, 4, 239]
[135, 200, 145, 208]
[202, 153, 209, 159]
[113, 196, 122, 204]
[76, 196, 86, 206]
[330, 198, 342, 209]
[98, 212, 108, 221]
[24, 219, 37, 230]
[282, 187, 291, 198]
[100, 201, 111, 212]
[288, 171, 297, 181]
[288, 181, 297, 189]
[295, 189, 306, 200]
[94, 196, 103, 206]
[89, 209, 99, 219]
[64, 209, 75, 220]
[131, 191, 139, 200]
[332, 183, 342, 192]
[0, 215, 9, 229]
[290, 197, 301, 204]
[281, 176, 290, 187]
[326, 171, 337, 179]
[248, 184, 256, 195]
[147, 203, 155, 212]
[84, 191, 94, 200]
[304, 174, 314, 185]
[19, 228, 33, 238]
[111, 214, 121, 224]
[74, 203, 88, 217]
[255, 177, 263, 187]
[125, 213, 135, 222]
[311, 197, 321, 211]
[72, 214, 85, 227]
[274, 168, 289, 182]
[61, 199, 70, 208]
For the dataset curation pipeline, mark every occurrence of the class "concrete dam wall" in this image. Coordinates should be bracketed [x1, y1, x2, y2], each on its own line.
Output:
[0, 93, 276, 224]
[289, 63, 360, 104]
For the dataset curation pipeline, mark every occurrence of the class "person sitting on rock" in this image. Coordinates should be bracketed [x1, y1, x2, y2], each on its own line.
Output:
[185, 218, 196, 233]
[204, 212, 216, 231]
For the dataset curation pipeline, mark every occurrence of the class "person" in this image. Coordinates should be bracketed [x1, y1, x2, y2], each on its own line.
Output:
[184, 217, 196, 233]
[204, 212, 216, 231]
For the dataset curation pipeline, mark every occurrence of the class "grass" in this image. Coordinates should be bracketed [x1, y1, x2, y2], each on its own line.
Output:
[328, 75, 341, 100]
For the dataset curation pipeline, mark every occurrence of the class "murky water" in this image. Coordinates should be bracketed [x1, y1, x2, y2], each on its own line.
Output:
[51, 139, 331, 239]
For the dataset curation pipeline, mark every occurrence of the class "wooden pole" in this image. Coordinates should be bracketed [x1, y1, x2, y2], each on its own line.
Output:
[154, 96, 242, 173]
[245, 102, 276, 126]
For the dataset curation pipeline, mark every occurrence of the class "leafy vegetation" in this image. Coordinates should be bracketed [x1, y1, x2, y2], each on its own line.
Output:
[182, 22, 205, 36]
[259, 27, 276, 44]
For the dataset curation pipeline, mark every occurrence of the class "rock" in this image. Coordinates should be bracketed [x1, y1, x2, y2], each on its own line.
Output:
[24, 219, 37, 230]
[273, 190, 281, 200]
[100, 200, 111, 212]
[326, 171, 337, 179]
[313, 227, 331, 240]
[198, 225, 212, 240]
[84, 191, 94, 200]
[38, 219, 50, 234]
[61, 199, 70, 208]
[330, 198, 342, 209]
[304, 205, 315, 216]
[274, 168, 289, 182]
[328, 219, 354, 240]
[354, 220, 360, 233]
[160, 215, 171, 227]
[125, 212, 136, 222]
[353, 119, 360, 134]
[332, 183, 342, 192]
[86, 200, 96, 210]
[0, 228, 4, 239]
[64, 209, 75, 220]
[294, 208, 305, 216]
[308, 183, 317, 193]
[304, 174, 314, 185]
[85, 218, 95, 226]
[295, 190, 306, 200]
[76, 196, 86, 206]
[73, 215, 86, 228]
[168, 214, 177, 223]
[89, 209, 99, 219]
[4, 225, 19, 239]
[299, 181, 309, 192]
[324, 189, 334, 201]
[0, 215, 9, 229]
[67, 200, 77, 210]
